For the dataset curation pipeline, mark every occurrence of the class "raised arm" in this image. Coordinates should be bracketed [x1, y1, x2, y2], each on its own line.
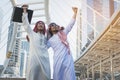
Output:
[22, 5, 33, 35]
[64, 7, 78, 35]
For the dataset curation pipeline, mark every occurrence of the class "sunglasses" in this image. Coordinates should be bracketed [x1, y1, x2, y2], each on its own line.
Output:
[51, 23, 57, 27]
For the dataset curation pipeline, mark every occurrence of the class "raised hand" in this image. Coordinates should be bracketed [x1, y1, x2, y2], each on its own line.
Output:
[72, 7, 78, 19]
[22, 4, 28, 13]
[6, 51, 12, 58]
[72, 7, 78, 14]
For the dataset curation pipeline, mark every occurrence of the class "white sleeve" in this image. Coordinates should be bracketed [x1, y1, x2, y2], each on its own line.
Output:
[22, 13, 33, 36]
[64, 18, 76, 35]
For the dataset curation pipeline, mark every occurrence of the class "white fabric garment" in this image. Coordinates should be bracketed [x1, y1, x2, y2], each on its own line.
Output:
[48, 19, 76, 80]
[22, 13, 51, 80]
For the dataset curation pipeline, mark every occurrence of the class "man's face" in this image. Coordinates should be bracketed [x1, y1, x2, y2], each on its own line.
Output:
[51, 26, 57, 31]
[37, 22, 44, 31]
[50, 23, 58, 32]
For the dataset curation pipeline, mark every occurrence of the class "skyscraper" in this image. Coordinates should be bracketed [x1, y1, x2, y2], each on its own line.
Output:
[20, 40, 29, 77]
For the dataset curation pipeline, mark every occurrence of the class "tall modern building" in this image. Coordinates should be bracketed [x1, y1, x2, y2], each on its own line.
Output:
[6, 23, 29, 77]
[19, 40, 29, 77]
[20, 50, 28, 77]
[75, 0, 120, 80]
[7, 22, 14, 52]
[7, 22, 21, 76]
[7, 23, 30, 77]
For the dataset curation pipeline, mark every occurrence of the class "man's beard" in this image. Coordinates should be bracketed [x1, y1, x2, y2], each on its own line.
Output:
[39, 28, 44, 31]
[52, 30, 58, 33]
[38, 28, 44, 33]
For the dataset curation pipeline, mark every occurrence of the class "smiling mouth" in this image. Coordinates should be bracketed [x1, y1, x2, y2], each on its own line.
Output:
[52, 30, 58, 32]
[40, 25, 43, 27]
[39, 28, 43, 30]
